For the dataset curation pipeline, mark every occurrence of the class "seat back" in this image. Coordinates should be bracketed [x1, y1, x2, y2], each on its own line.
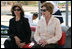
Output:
[58, 31, 66, 46]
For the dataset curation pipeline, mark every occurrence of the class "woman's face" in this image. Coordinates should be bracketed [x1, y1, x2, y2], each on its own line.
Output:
[14, 7, 21, 16]
[41, 6, 50, 18]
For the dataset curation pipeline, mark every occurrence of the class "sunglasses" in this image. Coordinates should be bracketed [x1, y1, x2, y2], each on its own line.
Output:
[14, 9, 21, 11]
[41, 9, 47, 12]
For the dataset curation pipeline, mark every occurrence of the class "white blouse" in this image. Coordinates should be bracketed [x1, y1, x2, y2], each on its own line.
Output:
[34, 16, 62, 44]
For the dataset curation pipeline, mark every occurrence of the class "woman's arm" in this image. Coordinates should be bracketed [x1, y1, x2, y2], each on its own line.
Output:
[8, 19, 16, 38]
[22, 18, 31, 43]
[46, 19, 62, 44]
[14, 36, 26, 48]
[34, 21, 41, 44]
[14, 36, 21, 45]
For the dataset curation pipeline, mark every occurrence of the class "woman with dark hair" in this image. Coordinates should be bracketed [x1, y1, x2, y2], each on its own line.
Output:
[8, 4, 31, 48]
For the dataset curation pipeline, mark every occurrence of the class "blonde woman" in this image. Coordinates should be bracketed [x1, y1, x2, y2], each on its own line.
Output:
[34, 2, 62, 48]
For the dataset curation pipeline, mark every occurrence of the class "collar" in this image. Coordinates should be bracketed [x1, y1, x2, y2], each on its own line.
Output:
[42, 16, 55, 26]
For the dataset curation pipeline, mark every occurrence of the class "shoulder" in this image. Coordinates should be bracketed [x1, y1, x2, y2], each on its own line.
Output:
[37, 19, 42, 25]
[9, 18, 14, 23]
[53, 17, 60, 24]
[23, 17, 29, 21]
[21, 17, 29, 23]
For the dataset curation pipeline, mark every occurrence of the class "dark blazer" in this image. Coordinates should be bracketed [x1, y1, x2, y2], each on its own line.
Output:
[53, 10, 64, 24]
[8, 17, 31, 44]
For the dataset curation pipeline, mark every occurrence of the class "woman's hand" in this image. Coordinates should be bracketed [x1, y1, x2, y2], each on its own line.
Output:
[18, 42, 26, 48]
[14, 36, 21, 46]
[38, 39, 48, 47]
[41, 40, 48, 47]
[14, 36, 26, 48]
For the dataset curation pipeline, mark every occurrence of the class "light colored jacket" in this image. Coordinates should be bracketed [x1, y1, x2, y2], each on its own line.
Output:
[34, 16, 62, 44]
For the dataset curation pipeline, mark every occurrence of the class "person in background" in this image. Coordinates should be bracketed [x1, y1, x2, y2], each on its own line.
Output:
[33, 2, 62, 48]
[32, 13, 38, 26]
[32, 13, 38, 20]
[24, 12, 38, 26]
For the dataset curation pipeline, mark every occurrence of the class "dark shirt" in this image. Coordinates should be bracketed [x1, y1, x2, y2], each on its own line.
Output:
[53, 10, 62, 15]
[52, 10, 64, 24]
[8, 17, 31, 44]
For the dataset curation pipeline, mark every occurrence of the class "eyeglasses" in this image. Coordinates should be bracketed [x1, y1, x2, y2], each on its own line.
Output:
[41, 9, 47, 12]
[14, 9, 21, 11]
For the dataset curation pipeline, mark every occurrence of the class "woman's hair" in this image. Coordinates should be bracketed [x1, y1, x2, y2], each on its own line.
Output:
[11, 3, 24, 18]
[41, 2, 54, 14]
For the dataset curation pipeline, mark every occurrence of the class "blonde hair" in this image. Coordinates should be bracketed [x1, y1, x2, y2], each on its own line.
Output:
[41, 2, 54, 14]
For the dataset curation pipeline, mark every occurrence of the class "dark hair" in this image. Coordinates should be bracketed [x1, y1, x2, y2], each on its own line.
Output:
[11, 4, 24, 18]
[33, 13, 38, 17]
